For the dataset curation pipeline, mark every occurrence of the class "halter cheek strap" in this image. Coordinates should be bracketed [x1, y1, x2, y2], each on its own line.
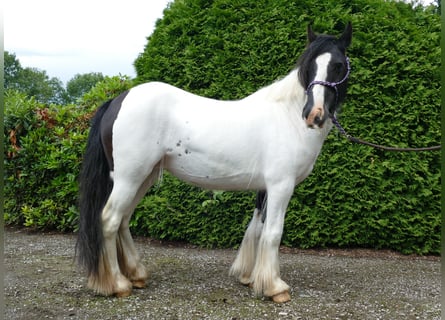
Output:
[305, 56, 351, 96]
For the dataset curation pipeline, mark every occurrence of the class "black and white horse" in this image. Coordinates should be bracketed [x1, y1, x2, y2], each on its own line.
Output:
[77, 23, 352, 303]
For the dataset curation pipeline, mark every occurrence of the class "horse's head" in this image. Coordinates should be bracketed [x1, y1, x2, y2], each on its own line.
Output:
[299, 23, 352, 128]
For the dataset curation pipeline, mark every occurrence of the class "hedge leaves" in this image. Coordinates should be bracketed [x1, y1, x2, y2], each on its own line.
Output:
[133, 0, 440, 254]
[4, 0, 440, 254]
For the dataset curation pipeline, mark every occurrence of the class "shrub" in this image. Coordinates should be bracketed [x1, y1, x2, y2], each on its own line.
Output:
[4, 76, 133, 231]
[4, 1, 440, 255]
[131, 174, 256, 247]
[133, 0, 440, 254]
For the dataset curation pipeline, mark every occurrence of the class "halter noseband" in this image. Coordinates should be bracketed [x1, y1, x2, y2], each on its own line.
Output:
[305, 56, 351, 97]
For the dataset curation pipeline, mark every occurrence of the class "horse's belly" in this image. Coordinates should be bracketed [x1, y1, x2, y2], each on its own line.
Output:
[163, 153, 264, 191]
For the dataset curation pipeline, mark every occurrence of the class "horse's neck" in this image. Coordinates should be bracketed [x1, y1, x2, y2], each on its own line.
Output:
[242, 68, 333, 137]
[251, 69, 333, 141]
[246, 69, 306, 109]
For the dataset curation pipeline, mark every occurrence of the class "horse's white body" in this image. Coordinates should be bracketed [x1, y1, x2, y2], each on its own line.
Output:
[99, 54, 334, 302]
[77, 23, 353, 302]
[113, 69, 331, 191]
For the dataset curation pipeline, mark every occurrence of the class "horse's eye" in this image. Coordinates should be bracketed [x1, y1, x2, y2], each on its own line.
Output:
[333, 62, 343, 72]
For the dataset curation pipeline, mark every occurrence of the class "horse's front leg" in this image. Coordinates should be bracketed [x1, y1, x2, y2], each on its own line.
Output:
[230, 191, 266, 285]
[250, 184, 293, 303]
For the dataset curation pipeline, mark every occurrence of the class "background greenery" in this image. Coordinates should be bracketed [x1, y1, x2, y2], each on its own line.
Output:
[4, 0, 441, 254]
[4, 51, 107, 105]
[4, 76, 133, 231]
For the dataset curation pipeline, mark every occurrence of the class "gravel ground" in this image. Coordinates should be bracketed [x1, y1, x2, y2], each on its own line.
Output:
[4, 228, 440, 320]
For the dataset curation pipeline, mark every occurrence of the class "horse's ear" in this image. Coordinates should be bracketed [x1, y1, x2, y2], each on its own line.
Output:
[307, 24, 317, 43]
[339, 22, 352, 48]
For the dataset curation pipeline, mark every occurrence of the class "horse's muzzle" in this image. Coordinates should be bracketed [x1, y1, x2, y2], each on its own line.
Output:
[303, 104, 327, 128]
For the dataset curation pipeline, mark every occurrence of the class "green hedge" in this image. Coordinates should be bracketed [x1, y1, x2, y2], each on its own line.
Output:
[130, 174, 256, 248]
[134, 0, 441, 254]
[4, 76, 133, 231]
[4, 0, 440, 255]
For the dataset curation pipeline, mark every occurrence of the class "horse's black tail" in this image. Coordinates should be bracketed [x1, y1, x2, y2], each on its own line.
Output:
[76, 100, 114, 278]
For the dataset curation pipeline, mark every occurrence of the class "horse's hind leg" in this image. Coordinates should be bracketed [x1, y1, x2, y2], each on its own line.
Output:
[116, 167, 161, 289]
[230, 191, 266, 285]
[90, 189, 132, 297]
[94, 166, 158, 297]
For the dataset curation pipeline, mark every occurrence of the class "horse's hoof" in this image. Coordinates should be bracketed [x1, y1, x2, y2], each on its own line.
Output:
[115, 289, 132, 298]
[272, 291, 291, 303]
[240, 282, 254, 288]
[132, 280, 146, 289]
[239, 280, 253, 288]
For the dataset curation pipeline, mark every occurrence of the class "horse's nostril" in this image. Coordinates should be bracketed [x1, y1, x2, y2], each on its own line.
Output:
[313, 116, 324, 128]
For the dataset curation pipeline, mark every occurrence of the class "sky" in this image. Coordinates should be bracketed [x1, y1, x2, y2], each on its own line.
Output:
[4, 0, 171, 84]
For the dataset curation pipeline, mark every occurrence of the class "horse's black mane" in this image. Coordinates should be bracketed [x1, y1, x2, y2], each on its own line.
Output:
[296, 35, 346, 88]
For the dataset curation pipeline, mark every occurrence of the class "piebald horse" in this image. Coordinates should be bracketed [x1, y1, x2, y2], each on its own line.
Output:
[77, 24, 352, 303]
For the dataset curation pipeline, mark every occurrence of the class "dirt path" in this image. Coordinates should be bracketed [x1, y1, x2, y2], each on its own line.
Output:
[4, 228, 440, 319]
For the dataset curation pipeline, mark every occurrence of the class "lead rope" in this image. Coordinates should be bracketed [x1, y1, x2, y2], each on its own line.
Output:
[330, 115, 441, 152]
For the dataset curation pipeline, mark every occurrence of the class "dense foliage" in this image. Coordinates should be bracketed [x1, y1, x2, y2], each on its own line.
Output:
[65, 72, 106, 104]
[4, 76, 133, 231]
[134, 0, 440, 254]
[4, 0, 440, 254]
[4, 51, 66, 105]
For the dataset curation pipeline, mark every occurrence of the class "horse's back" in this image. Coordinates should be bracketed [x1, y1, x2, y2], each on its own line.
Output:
[124, 81, 215, 110]
[115, 81, 265, 142]
[110, 82, 271, 190]
[109, 81, 324, 191]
